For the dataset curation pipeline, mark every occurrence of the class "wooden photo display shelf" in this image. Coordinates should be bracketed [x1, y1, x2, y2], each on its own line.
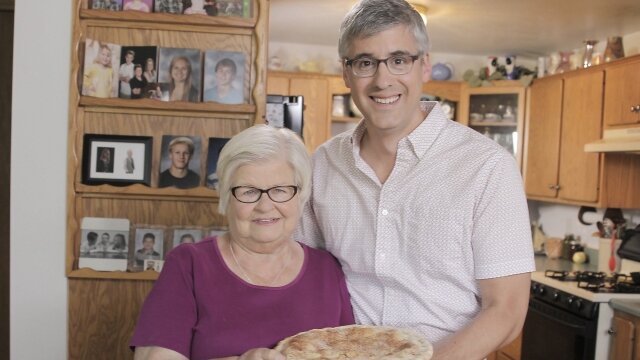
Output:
[66, 0, 269, 281]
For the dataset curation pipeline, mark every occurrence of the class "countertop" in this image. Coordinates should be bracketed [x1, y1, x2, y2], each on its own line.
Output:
[534, 253, 598, 272]
[610, 299, 640, 317]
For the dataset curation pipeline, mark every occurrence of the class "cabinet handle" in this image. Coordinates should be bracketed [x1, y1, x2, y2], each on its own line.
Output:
[548, 184, 561, 190]
[635, 105, 640, 112]
[632, 105, 640, 113]
[608, 328, 616, 335]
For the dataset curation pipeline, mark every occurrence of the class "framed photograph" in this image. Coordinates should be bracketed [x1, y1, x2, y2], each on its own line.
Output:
[122, 0, 152, 12]
[132, 226, 166, 270]
[143, 259, 165, 272]
[216, 0, 244, 17]
[82, 39, 121, 98]
[208, 226, 228, 238]
[206, 137, 230, 189]
[203, 50, 246, 104]
[182, 0, 218, 15]
[170, 226, 204, 248]
[155, 47, 202, 103]
[78, 217, 130, 271]
[82, 134, 152, 186]
[90, 0, 123, 10]
[158, 135, 202, 189]
[155, 0, 184, 14]
[118, 46, 158, 99]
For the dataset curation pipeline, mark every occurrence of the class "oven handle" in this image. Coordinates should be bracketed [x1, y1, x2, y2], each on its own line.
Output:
[528, 299, 589, 334]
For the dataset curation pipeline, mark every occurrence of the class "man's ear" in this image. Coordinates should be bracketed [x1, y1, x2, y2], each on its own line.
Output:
[342, 63, 352, 89]
[421, 53, 432, 83]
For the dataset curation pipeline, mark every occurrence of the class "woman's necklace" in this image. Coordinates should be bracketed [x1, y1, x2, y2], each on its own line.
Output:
[229, 240, 292, 286]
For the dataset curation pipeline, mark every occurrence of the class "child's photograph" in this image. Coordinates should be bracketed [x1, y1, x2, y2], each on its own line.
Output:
[90, 0, 123, 11]
[82, 39, 121, 98]
[171, 227, 204, 248]
[132, 227, 165, 269]
[158, 135, 202, 189]
[203, 50, 246, 104]
[118, 46, 158, 99]
[205, 137, 230, 189]
[122, 0, 152, 12]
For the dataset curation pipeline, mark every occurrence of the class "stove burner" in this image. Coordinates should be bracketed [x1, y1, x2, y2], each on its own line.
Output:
[545, 270, 640, 294]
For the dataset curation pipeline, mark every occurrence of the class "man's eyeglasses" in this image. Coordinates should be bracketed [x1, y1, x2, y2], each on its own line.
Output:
[344, 53, 421, 77]
[231, 186, 298, 203]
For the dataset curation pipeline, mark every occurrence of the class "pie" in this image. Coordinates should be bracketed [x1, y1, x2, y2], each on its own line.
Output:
[273, 324, 433, 359]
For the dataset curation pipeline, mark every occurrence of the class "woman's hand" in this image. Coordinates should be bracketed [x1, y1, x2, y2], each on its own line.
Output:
[238, 348, 285, 360]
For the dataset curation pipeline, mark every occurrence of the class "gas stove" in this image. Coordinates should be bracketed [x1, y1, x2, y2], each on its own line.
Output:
[525, 265, 640, 359]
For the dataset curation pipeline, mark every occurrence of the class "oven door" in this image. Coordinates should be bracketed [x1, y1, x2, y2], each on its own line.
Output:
[522, 297, 597, 360]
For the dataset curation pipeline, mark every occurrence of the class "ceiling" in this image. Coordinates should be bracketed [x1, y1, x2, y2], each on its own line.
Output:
[269, 0, 640, 58]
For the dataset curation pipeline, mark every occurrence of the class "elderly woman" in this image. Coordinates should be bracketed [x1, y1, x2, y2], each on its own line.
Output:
[131, 125, 355, 360]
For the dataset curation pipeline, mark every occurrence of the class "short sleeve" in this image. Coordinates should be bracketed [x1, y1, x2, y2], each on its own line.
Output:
[130, 246, 198, 358]
[294, 195, 325, 249]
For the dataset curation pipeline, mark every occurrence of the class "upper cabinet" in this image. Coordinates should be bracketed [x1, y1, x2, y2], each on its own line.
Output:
[604, 60, 640, 127]
[460, 81, 526, 168]
[523, 54, 640, 209]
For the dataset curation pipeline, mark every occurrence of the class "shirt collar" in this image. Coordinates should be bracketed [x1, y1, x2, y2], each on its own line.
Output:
[350, 101, 449, 159]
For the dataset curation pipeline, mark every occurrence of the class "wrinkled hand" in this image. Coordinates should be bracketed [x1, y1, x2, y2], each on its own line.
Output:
[238, 348, 285, 360]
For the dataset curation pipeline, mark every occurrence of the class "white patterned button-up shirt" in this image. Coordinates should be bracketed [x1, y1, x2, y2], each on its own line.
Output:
[294, 102, 535, 343]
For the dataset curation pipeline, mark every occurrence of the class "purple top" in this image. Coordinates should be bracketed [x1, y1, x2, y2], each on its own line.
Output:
[130, 237, 355, 359]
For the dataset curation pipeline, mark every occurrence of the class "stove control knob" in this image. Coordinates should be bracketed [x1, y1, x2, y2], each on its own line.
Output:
[552, 292, 560, 301]
[574, 299, 583, 310]
[531, 284, 537, 294]
[567, 296, 575, 305]
[536, 285, 545, 295]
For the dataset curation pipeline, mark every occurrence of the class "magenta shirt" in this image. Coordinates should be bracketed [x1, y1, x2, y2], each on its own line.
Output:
[130, 237, 355, 359]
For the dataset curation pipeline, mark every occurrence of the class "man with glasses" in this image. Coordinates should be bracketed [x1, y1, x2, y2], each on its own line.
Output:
[295, 0, 535, 359]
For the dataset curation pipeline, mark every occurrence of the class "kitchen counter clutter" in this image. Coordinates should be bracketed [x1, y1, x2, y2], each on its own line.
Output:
[534, 252, 598, 272]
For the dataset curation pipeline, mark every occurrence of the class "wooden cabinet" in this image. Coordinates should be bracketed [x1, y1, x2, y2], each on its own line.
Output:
[604, 59, 640, 127]
[460, 81, 526, 168]
[66, 1, 268, 357]
[524, 55, 640, 208]
[267, 71, 331, 153]
[609, 310, 638, 360]
[422, 80, 465, 122]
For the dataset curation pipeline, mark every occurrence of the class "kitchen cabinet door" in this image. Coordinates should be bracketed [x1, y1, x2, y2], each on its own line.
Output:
[604, 60, 640, 126]
[524, 77, 563, 199]
[557, 71, 603, 203]
[609, 313, 635, 360]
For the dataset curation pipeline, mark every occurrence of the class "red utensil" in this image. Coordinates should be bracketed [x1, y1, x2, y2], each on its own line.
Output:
[609, 228, 617, 272]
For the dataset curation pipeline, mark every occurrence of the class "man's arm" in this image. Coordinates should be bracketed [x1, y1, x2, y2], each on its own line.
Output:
[431, 272, 531, 360]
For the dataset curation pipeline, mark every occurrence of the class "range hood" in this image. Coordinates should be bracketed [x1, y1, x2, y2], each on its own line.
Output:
[584, 128, 640, 154]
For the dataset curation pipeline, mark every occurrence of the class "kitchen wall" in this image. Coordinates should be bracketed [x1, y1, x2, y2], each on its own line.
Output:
[10, 0, 69, 358]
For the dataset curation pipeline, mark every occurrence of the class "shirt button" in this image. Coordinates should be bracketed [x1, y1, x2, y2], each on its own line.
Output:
[381, 209, 389, 216]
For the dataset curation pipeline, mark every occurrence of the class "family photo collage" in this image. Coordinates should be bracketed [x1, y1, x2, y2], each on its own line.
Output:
[90, 0, 251, 18]
[78, 217, 228, 273]
[82, 38, 248, 105]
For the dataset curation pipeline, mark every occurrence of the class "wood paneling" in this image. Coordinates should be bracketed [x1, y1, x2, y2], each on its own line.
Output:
[0, 7, 13, 360]
[68, 279, 154, 360]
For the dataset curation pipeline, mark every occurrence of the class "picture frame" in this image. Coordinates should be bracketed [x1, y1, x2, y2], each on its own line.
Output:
[78, 217, 131, 272]
[131, 225, 167, 271]
[122, 0, 152, 12]
[158, 135, 202, 189]
[203, 50, 247, 104]
[90, 0, 123, 11]
[82, 39, 121, 98]
[156, 47, 202, 103]
[118, 46, 158, 99]
[82, 134, 152, 186]
[170, 226, 205, 248]
[206, 137, 230, 189]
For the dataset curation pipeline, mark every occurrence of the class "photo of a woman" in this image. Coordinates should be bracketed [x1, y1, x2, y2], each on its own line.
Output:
[155, 48, 201, 103]
[143, 57, 157, 83]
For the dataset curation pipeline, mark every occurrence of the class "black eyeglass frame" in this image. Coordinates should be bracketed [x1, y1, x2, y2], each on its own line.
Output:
[230, 185, 299, 203]
[343, 53, 422, 77]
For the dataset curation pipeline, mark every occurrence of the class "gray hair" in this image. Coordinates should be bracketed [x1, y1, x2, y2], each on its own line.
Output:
[216, 125, 311, 215]
[338, 0, 430, 59]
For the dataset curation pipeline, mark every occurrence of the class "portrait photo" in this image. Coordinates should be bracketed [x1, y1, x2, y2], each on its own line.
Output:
[154, 0, 184, 14]
[90, 0, 123, 11]
[118, 46, 158, 99]
[205, 137, 230, 189]
[208, 226, 228, 238]
[215, 0, 244, 17]
[182, 0, 218, 15]
[78, 217, 130, 271]
[82, 134, 152, 186]
[158, 135, 202, 189]
[203, 50, 246, 104]
[82, 39, 121, 98]
[155, 47, 202, 103]
[133, 226, 165, 269]
[171, 227, 204, 248]
[122, 0, 152, 12]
